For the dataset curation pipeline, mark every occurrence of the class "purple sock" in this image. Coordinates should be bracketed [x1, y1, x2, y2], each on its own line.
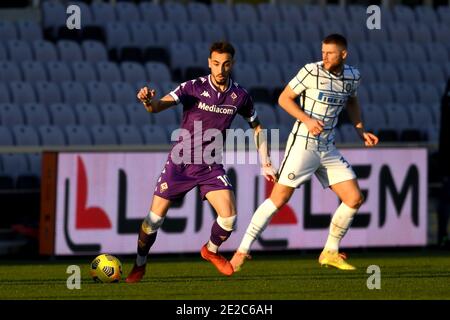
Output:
[137, 228, 157, 257]
[210, 221, 232, 247]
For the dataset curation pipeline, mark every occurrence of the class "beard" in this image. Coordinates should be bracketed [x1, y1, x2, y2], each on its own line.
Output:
[213, 74, 227, 85]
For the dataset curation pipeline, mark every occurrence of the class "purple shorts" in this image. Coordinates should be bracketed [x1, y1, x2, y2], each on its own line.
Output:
[153, 157, 233, 201]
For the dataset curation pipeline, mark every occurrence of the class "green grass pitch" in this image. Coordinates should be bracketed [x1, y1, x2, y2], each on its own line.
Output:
[0, 250, 449, 300]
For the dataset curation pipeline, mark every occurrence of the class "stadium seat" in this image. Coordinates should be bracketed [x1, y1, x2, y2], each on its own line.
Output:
[48, 103, 77, 126]
[256, 63, 283, 90]
[0, 43, 6, 60]
[225, 24, 251, 43]
[115, 2, 140, 22]
[390, 83, 416, 105]
[278, 4, 302, 24]
[128, 22, 155, 49]
[57, 40, 83, 62]
[234, 3, 258, 23]
[358, 42, 383, 63]
[254, 103, 279, 129]
[357, 64, 378, 84]
[0, 21, 17, 42]
[280, 63, 301, 83]
[146, 62, 172, 83]
[320, 21, 345, 39]
[241, 43, 266, 64]
[0, 126, 14, 145]
[0, 84, 10, 104]
[346, 43, 361, 66]
[408, 103, 435, 131]
[75, 103, 102, 126]
[60, 82, 88, 104]
[99, 103, 128, 126]
[85, 82, 112, 104]
[127, 103, 153, 126]
[248, 22, 274, 43]
[22, 103, 50, 127]
[348, 5, 367, 24]
[9, 82, 36, 105]
[430, 22, 450, 44]
[141, 124, 169, 145]
[159, 82, 179, 98]
[110, 82, 137, 105]
[152, 108, 179, 126]
[420, 62, 446, 85]
[116, 125, 143, 145]
[26, 152, 41, 177]
[210, 3, 235, 25]
[258, 3, 281, 23]
[367, 83, 393, 105]
[264, 42, 290, 65]
[383, 103, 411, 132]
[200, 23, 226, 44]
[81, 40, 108, 62]
[393, 5, 416, 24]
[120, 62, 147, 84]
[367, 26, 390, 44]
[415, 5, 439, 25]
[409, 23, 432, 43]
[105, 22, 131, 49]
[271, 22, 298, 43]
[325, 4, 349, 22]
[32, 40, 57, 62]
[424, 43, 448, 64]
[297, 22, 322, 44]
[232, 63, 259, 89]
[21, 61, 47, 82]
[373, 62, 400, 83]
[0, 61, 22, 82]
[1, 153, 29, 180]
[360, 103, 387, 133]
[96, 62, 122, 83]
[397, 62, 423, 83]
[12, 125, 40, 146]
[380, 42, 404, 64]
[90, 125, 118, 145]
[41, 1, 66, 29]
[437, 5, 450, 25]
[339, 123, 361, 143]
[65, 125, 92, 145]
[191, 42, 209, 68]
[176, 22, 203, 44]
[34, 82, 62, 105]
[0, 103, 24, 126]
[403, 43, 427, 63]
[46, 61, 72, 82]
[153, 22, 179, 47]
[187, 2, 211, 22]
[16, 20, 42, 42]
[301, 5, 327, 23]
[163, 2, 189, 22]
[415, 83, 441, 104]
[71, 61, 96, 82]
[38, 125, 66, 146]
[287, 42, 313, 66]
[139, 2, 165, 23]
[343, 22, 367, 44]
[169, 43, 196, 78]
[91, 1, 116, 26]
[6, 40, 32, 62]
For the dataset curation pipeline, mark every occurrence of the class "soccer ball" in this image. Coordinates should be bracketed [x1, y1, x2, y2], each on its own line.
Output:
[90, 254, 122, 283]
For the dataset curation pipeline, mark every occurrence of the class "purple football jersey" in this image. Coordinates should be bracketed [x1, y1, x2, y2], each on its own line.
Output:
[168, 75, 256, 164]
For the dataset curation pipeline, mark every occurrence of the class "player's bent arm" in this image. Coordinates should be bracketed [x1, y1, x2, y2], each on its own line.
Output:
[142, 94, 177, 113]
[346, 96, 366, 138]
[252, 123, 277, 181]
[278, 85, 311, 123]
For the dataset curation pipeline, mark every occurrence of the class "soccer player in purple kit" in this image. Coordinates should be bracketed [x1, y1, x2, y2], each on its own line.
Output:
[126, 42, 277, 283]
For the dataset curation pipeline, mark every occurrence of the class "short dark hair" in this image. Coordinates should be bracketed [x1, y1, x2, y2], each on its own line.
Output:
[209, 41, 235, 58]
[322, 34, 347, 49]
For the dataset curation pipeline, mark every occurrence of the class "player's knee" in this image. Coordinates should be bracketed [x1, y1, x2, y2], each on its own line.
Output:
[142, 211, 165, 234]
[348, 193, 364, 209]
[217, 215, 236, 232]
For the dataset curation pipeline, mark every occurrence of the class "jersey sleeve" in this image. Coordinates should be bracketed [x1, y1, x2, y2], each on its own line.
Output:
[288, 64, 313, 95]
[238, 93, 258, 123]
[351, 69, 361, 97]
[169, 80, 196, 105]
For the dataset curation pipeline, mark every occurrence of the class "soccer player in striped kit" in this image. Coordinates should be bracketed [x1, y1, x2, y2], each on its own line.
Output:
[126, 41, 277, 282]
[231, 34, 379, 271]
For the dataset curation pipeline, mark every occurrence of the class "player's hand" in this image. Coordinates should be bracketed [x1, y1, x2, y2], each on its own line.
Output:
[262, 163, 277, 182]
[305, 117, 324, 136]
[137, 87, 156, 111]
[362, 132, 379, 147]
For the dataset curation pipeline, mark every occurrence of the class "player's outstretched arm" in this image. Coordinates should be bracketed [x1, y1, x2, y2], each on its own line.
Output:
[253, 124, 277, 182]
[346, 96, 379, 147]
[136, 86, 177, 113]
